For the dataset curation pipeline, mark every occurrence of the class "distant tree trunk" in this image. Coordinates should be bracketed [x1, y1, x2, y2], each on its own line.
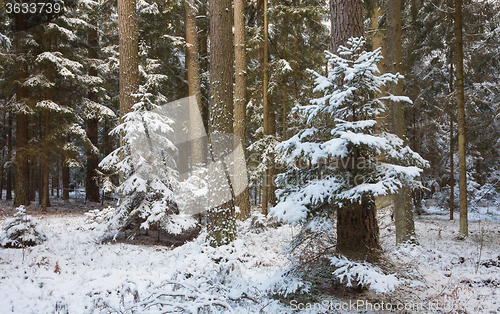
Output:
[62, 153, 70, 201]
[118, 0, 139, 120]
[331, 0, 380, 258]
[6, 114, 13, 200]
[455, 0, 468, 236]
[234, 0, 250, 219]
[42, 112, 51, 212]
[13, 16, 30, 207]
[386, 0, 416, 244]
[86, 26, 100, 202]
[449, 49, 455, 221]
[207, 0, 236, 246]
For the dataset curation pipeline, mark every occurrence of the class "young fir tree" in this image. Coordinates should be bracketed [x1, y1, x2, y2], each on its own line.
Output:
[271, 37, 427, 260]
[99, 88, 194, 239]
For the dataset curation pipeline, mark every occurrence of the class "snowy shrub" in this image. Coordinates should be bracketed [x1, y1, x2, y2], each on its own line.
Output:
[99, 87, 195, 239]
[329, 255, 403, 294]
[0, 206, 47, 248]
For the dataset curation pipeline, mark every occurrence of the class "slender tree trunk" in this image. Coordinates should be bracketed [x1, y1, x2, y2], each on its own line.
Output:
[207, 0, 236, 247]
[449, 49, 455, 221]
[6, 114, 13, 200]
[185, 0, 204, 169]
[42, 111, 51, 211]
[62, 153, 70, 201]
[262, 0, 271, 215]
[13, 16, 30, 207]
[330, 0, 380, 258]
[118, 0, 139, 120]
[455, 0, 468, 236]
[386, 0, 416, 244]
[234, 0, 250, 219]
[86, 26, 100, 202]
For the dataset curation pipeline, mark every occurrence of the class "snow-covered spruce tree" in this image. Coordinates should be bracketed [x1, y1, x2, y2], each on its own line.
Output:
[99, 88, 194, 239]
[271, 37, 427, 260]
[0, 206, 47, 248]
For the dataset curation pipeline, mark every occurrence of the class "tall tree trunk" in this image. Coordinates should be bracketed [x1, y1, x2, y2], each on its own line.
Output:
[455, 0, 468, 236]
[386, 0, 416, 244]
[234, 0, 250, 219]
[13, 16, 30, 207]
[262, 0, 275, 215]
[449, 48, 455, 221]
[118, 0, 139, 120]
[331, 0, 380, 258]
[6, 114, 13, 200]
[185, 0, 204, 169]
[86, 26, 100, 202]
[207, 0, 236, 246]
[42, 112, 50, 212]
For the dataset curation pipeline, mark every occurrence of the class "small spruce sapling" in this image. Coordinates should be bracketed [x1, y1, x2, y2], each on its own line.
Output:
[99, 87, 194, 239]
[271, 37, 428, 253]
[0, 206, 47, 248]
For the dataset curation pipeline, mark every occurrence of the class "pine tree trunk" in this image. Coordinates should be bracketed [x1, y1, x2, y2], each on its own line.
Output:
[207, 0, 236, 246]
[6, 114, 13, 200]
[86, 26, 100, 203]
[449, 49, 455, 221]
[330, 0, 380, 258]
[13, 17, 30, 207]
[118, 0, 139, 120]
[62, 153, 70, 201]
[185, 0, 204, 169]
[455, 0, 468, 237]
[386, 0, 416, 244]
[42, 111, 51, 211]
[234, 0, 250, 219]
[262, 0, 271, 215]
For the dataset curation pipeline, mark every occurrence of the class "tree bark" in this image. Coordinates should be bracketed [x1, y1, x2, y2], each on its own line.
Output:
[330, 0, 364, 53]
[86, 26, 100, 202]
[386, 0, 416, 244]
[185, 0, 204, 169]
[13, 16, 30, 207]
[449, 49, 454, 221]
[234, 0, 250, 219]
[207, 0, 236, 246]
[455, 0, 468, 236]
[330, 0, 380, 258]
[6, 114, 13, 200]
[62, 153, 70, 201]
[118, 0, 139, 120]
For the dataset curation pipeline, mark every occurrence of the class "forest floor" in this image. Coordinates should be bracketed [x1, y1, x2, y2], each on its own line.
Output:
[0, 196, 500, 313]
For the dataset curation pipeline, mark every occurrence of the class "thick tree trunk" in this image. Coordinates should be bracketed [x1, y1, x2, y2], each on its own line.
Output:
[386, 0, 416, 244]
[455, 0, 468, 236]
[42, 111, 51, 211]
[330, 0, 380, 258]
[118, 0, 139, 120]
[330, 0, 364, 53]
[234, 0, 250, 219]
[449, 49, 455, 221]
[337, 195, 380, 260]
[86, 26, 100, 202]
[207, 0, 236, 246]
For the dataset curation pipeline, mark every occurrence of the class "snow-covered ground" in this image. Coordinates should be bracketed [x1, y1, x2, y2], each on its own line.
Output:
[1, 199, 500, 313]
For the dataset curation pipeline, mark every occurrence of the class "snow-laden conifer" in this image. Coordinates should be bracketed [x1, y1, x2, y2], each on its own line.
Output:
[271, 37, 427, 246]
[0, 206, 47, 248]
[99, 87, 195, 239]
